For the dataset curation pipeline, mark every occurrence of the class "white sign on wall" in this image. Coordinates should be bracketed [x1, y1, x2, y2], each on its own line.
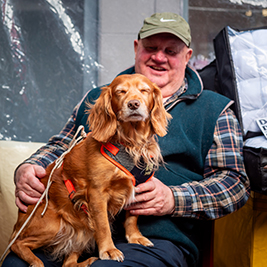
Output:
[256, 118, 267, 139]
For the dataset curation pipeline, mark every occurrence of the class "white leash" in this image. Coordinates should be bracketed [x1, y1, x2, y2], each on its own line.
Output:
[41, 125, 86, 215]
[0, 125, 87, 264]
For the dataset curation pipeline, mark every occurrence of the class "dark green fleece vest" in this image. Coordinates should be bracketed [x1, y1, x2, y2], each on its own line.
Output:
[138, 89, 229, 266]
[75, 67, 231, 266]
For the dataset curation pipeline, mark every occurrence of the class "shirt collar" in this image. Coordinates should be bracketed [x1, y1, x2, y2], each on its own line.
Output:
[163, 78, 188, 107]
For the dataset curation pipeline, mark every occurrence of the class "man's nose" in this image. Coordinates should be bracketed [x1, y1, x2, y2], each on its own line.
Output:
[151, 50, 167, 62]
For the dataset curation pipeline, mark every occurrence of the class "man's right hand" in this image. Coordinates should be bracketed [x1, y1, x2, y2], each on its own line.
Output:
[14, 163, 46, 212]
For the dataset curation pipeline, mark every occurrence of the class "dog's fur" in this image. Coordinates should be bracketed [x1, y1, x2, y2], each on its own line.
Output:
[10, 74, 171, 267]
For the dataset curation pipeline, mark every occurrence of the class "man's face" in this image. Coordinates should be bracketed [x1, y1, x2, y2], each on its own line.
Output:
[134, 33, 192, 98]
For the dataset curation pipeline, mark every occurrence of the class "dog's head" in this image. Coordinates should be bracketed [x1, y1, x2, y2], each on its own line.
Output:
[88, 74, 172, 143]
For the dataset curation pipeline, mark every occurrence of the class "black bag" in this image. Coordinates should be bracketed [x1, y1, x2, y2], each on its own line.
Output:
[198, 26, 267, 194]
[243, 146, 267, 194]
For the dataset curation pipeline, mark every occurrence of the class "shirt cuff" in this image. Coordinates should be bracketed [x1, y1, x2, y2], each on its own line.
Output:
[170, 185, 193, 217]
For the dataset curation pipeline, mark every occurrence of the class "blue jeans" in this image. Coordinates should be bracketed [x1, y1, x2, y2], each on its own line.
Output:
[2, 239, 189, 267]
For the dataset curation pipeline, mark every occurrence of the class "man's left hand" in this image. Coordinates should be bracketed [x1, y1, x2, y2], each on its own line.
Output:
[125, 177, 175, 216]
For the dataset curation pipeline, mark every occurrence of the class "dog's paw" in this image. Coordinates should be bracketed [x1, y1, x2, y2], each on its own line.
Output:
[127, 235, 154, 247]
[63, 256, 98, 267]
[100, 248, 124, 262]
[85, 256, 98, 266]
[29, 263, 45, 267]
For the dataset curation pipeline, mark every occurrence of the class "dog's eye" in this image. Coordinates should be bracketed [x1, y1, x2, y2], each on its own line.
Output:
[116, 89, 127, 95]
[140, 89, 150, 94]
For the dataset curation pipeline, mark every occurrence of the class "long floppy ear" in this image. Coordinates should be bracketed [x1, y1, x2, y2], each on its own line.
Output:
[88, 86, 117, 142]
[150, 84, 172, 137]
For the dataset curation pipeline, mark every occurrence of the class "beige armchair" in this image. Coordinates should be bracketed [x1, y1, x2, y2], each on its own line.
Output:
[0, 140, 44, 256]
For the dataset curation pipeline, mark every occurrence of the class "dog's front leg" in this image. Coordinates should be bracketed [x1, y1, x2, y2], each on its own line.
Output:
[90, 190, 124, 262]
[124, 211, 154, 247]
[63, 252, 98, 267]
[11, 240, 45, 267]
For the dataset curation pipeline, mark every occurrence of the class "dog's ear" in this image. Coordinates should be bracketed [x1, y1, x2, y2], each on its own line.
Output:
[88, 86, 117, 143]
[150, 84, 172, 137]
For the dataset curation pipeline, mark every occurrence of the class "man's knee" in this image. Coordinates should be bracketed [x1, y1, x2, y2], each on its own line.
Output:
[1, 252, 28, 267]
[91, 259, 120, 267]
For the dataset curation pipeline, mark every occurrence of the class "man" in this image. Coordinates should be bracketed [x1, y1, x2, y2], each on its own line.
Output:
[3, 12, 249, 267]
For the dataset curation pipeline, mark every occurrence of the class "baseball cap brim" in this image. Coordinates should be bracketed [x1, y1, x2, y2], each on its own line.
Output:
[139, 27, 190, 47]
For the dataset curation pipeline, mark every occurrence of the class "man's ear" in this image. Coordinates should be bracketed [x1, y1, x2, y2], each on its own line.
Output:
[185, 48, 193, 65]
[134, 39, 139, 56]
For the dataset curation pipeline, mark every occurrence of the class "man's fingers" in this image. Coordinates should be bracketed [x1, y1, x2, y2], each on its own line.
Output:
[14, 163, 46, 210]
[15, 196, 28, 213]
[132, 190, 155, 204]
[15, 185, 42, 202]
[129, 207, 156, 216]
[135, 178, 155, 194]
[126, 177, 175, 216]
[27, 176, 46, 196]
[15, 194, 40, 213]
[34, 165, 47, 179]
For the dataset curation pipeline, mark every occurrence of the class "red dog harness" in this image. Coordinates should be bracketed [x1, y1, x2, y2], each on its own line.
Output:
[63, 141, 154, 213]
[100, 142, 155, 186]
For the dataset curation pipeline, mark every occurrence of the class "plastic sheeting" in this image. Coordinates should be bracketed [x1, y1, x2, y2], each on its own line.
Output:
[0, 0, 100, 142]
[229, 0, 267, 7]
[229, 27, 267, 134]
[227, 26, 267, 148]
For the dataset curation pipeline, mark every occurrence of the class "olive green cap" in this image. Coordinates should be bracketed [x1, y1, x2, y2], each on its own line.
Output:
[138, 12, 191, 47]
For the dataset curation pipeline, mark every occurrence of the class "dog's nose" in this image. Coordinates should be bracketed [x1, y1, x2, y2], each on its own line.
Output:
[128, 100, 140, 110]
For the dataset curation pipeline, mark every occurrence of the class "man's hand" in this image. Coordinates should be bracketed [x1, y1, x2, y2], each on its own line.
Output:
[125, 177, 175, 216]
[14, 163, 46, 212]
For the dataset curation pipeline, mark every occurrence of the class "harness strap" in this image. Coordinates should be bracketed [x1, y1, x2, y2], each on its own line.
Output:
[102, 142, 120, 155]
[64, 179, 76, 200]
[101, 143, 137, 186]
[101, 143, 154, 186]
[63, 173, 89, 214]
